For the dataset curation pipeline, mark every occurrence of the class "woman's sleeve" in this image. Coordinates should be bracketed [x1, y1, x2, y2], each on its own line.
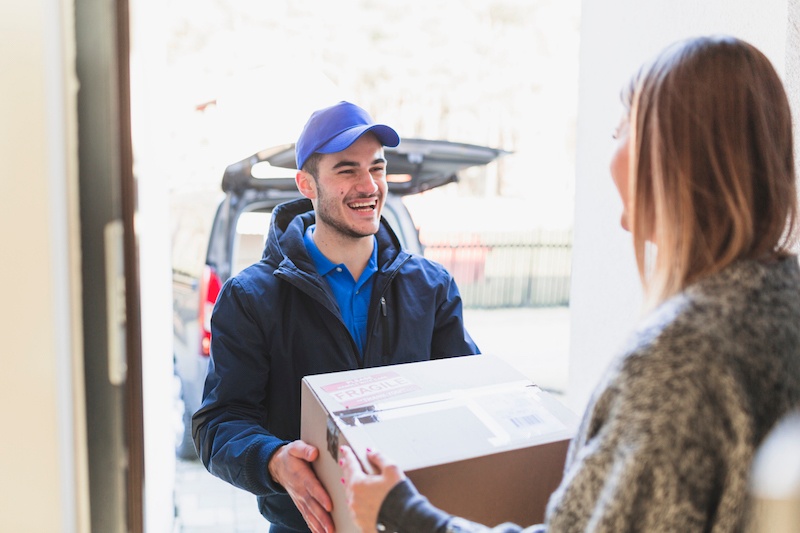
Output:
[544, 352, 724, 532]
[378, 480, 545, 533]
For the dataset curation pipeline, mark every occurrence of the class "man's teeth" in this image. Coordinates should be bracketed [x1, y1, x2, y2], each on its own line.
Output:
[349, 201, 375, 209]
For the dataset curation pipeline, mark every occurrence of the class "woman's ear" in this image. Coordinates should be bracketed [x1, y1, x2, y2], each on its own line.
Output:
[296, 170, 317, 200]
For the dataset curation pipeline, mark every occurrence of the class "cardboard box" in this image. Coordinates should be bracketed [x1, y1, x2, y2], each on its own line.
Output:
[300, 354, 578, 532]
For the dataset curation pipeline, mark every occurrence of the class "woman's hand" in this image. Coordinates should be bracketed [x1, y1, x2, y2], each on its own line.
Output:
[339, 446, 406, 532]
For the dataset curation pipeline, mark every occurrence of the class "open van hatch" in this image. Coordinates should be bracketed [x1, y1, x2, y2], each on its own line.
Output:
[221, 138, 509, 196]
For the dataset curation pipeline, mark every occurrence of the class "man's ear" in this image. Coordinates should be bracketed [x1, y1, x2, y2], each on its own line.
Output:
[296, 170, 317, 200]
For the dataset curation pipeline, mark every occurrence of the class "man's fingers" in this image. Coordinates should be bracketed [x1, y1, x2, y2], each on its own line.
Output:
[308, 475, 333, 513]
[297, 495, 333, 533]
[271, 440, 333, 531]
[289, 475, 334, 532]
[288, 440, 319, 462]
[293, 459, 333, 516]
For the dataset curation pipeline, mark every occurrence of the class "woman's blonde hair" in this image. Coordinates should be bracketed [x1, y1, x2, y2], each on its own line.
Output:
[624, 35, 798, 307]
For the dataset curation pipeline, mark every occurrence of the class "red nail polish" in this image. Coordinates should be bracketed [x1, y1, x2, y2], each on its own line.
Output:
[340, 477, 345, 485]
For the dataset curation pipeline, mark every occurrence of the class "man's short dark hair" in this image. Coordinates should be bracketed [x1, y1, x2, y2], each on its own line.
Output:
[302, 152, 323, 180]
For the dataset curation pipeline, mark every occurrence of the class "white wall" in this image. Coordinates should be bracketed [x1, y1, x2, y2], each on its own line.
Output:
[789, 0, 800, 178]
[568, 0, 790, 412]
[0, 0, 88, 532]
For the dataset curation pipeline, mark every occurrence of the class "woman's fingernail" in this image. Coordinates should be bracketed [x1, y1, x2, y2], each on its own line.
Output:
[339, 459, 343, 466]
[366, 447, 372, 453]
[340, 477, 345, 485]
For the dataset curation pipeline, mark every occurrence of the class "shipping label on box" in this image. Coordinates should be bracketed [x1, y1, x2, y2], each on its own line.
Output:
[300, 355, 578, 532]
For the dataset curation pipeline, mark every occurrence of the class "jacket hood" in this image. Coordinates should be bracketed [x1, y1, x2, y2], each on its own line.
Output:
[262, 197, 407, 271]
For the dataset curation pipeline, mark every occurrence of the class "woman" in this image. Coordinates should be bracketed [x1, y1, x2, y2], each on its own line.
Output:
[339, 35, 800, 532]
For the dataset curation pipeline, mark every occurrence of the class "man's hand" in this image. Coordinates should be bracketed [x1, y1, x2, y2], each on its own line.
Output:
[339, 446, 406, 532]
[268, 440, 334, 533]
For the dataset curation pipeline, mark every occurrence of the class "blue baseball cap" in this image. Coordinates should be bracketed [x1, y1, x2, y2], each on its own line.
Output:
[295, 101, 400, 170]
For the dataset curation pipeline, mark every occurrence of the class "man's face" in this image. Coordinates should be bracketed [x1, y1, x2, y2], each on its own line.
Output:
[308, 133, 388, 240]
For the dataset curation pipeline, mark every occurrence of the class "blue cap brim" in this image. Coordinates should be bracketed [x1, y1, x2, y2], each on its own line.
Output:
[316, 124, 400, 154]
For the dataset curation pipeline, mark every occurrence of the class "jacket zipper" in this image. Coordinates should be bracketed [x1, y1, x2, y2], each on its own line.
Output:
[380, 296, 389, 360]
[361, 254, 410, 367]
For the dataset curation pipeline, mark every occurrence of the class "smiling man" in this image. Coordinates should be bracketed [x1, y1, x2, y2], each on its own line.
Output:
[192, 101, 479, 533]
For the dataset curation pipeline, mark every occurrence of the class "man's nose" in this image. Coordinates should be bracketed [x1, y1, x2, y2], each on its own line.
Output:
[354, 169, 378, 193]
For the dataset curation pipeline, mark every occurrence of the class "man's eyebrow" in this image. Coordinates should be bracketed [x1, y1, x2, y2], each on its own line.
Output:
[331, 157, 387, 169]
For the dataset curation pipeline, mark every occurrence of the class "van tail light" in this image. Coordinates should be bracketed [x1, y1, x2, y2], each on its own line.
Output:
[199, 265, 222, 357]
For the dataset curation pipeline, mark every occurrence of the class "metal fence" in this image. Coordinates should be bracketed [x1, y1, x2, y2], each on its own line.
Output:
[420, 229, 573, 309]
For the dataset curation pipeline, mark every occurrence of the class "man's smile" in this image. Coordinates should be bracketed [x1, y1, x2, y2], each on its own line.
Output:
[347, 198, 378, 212]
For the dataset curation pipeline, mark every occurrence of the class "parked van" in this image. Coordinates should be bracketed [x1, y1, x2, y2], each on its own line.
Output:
[170, 139, 506, 458]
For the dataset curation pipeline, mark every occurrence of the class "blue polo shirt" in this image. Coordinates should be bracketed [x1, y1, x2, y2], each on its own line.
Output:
[303, 225, 378, 356]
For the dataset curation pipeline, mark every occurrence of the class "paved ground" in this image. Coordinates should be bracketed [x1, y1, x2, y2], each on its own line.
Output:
[174, 457, 266, 533]
[173, 307, 571, 532]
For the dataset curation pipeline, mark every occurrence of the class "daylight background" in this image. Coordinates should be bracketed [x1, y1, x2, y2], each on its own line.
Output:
[142, 0, 583, 394]
[154, 0, 581, 231]
[135, 3, 583, 529]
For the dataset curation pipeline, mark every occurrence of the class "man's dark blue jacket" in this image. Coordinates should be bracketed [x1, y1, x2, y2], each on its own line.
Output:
[192, 198, 479, 532]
